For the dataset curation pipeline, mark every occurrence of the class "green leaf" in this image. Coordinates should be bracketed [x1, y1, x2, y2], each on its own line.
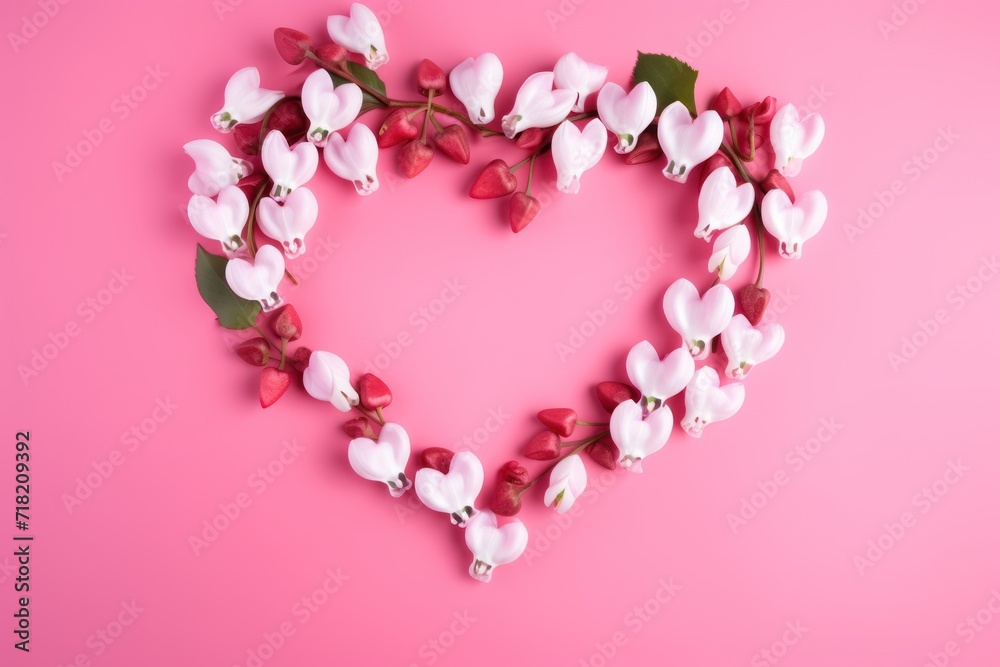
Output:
[331, 62, 386, 112]
[631, 52, 699, 116]
[194, 244, 261, 330]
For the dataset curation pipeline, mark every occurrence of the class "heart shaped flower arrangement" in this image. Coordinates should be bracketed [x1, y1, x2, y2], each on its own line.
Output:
[183, 3, 828, 582]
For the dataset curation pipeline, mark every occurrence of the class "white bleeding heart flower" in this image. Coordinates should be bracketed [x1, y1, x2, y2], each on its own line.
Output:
[721, 314, 785, 379]
[553, 52, 608, 113]
[609, 399, 673, 473]
[323, 124, 380, 196]
[656, 101, 723, 184]
[761, 189, 828, 259]
[501, 72, 576, 139]
[210, 67, 284, 133]
[303, 350, 359, 411]
[708, 225, 752, 281]
[551, 118, 607, 194]
[347, 423, 411, 498]
[543, 454, 587, 513]
[187, 185, 248, 255]
[301, 70, 363, 147]
[256, 187, 318, 259]
[224, 244, 285, 311]
[662, 278, 735, 360]
[415, 451, 484, 526]
[261, 130, 319, 201]
[626, 340, 695, 403]
[596, 81, 657, 154]
[696, 166, 755, 240]
[770, 104, 825, 177]
[681, 367, 745, 438]
[449, 53, 504, 125]
[183, 139, 253, 197]
[465, 510, 528, 583]
[327, 3, 388, 69]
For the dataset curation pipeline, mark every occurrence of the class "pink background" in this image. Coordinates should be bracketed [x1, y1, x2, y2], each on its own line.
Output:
[3, 0, 999, 665]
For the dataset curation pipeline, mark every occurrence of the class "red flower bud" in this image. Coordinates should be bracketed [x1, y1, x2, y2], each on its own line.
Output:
[416, 59, 446, 96]
[761, 169, 794, 201]
[313, 42, 348, 66]
[271, 304, 302, 341]
[289, 346, 311, 372]
[398, 140, 434, 178]
[490, 481, 523, 516]
[509, 192, 540, 233]
[743, 96, 777, 124]
[235, 337, 270, 366]
[343, 417, 376, 439]
[711, 87, 742, 120]
[515, 127, 545, 151]
[358, 373, 392, 410]
[524, 431, 561, 460]
[499, 460, 529, 486]
[589, 438, 619, 470]
[469, 159, 517, 199]
[698, 153, 735, 186]
[623, 132, 663, 165]
[595, 381, 640, 414]
[740, 284, 771, 326]
[259, 367, 291, 408]
[236, 173, 266, 200]
[433, 124, 470, 164]
[232, 102, 308, 155]
[274, 27, 313, 66]
[233, 122, 263, 155]
[537, 408, 577, 438]
[421, 447, 454, 474]
[377, 108, 421, 148]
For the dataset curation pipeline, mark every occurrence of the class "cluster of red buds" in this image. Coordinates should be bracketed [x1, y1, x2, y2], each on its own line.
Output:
[233, 304, 310, 408]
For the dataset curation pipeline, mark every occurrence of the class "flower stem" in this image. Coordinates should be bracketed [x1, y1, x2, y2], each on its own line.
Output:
[718, 143, 766, 289]
[575, 420, 609, 427]
[519, 430, 609, 493]
[525, 152, 538, 197]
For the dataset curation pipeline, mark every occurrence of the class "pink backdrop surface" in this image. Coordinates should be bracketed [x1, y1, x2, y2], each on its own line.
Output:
[2, 0, 999, 665]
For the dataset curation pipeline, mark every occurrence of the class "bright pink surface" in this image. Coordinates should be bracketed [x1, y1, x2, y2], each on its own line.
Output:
[3, 0, 999, 665]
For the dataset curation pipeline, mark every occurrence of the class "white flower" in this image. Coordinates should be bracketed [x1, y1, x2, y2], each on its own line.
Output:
[465, 510, 528, 583]
[596, 81, 657, 154]
[770, 104, 824, 177]
[303, 350, 359, 411]
[327, 3, 388, 69]
[183, 139, 253, 197]
[625, 340, 694, 403]
[347, 423, 411, 497]
[301, 70, 363, 147]
[681, 367, 745, 438]
[543, 454, 587, 513]
[261, 130, 319, 201]
[323, 124, 380, 196]
[662, 278, 735, 360]
[500, 72, 576, 139]
[609, 399, 673, 472]
[656, 101, 723, 183]
[415, 451, 484, 526]
[224, 245, 285, 311]
[761, 189, 828, 259]
[721, 314, 785, 379]
[210, 67, 284, 133]
[449, 53, 504, 125]
[553, 52, 608, 113]
[256, 187, 318, 259]
[696, 166, 755, 240]
[187, 185, 248, 255]
[551, 118, 607, 194]
[708, 225, 752, 281]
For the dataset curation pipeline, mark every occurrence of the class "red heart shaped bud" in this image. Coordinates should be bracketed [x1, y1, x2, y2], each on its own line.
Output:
[233, 121, 263, 155]
[377, 108, 421, 148]
[699, 153, 735, 186]
[515, 127, 545, 151]
[524, 431, 560, 460]
[289, 346, 311, 372]
[469, 159, 517, 199]
[313, 42, 348, 66]
[434, 124, 470, 164]
[274, 27, 313, 65]
[490, 481, 523, 516]
[399, 139, 434, 178]
[417, 59, 446, 96]
[421, 447, 454, 474]
[343, 417, 376, 439]
[510, 192, 540, 233]
[358, 373, 392, 409]
[761, 169, 794, 201]
[595, 381, 640, 414]
[232, 102, 309, 155]
[271, 304, 302, 341]
[235, 337, 270, 366]
[740, 284, 771, 326]
[589, 439, 619, 470]
[236, 173, 266, 199]
[711, 87, 742, 120]
[537, 408, 577, 438]
[259, 367, 292, 408]
[624, 132, 663, 165]
[499, 460, 529, 486]
[743, 96, 777, 124]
